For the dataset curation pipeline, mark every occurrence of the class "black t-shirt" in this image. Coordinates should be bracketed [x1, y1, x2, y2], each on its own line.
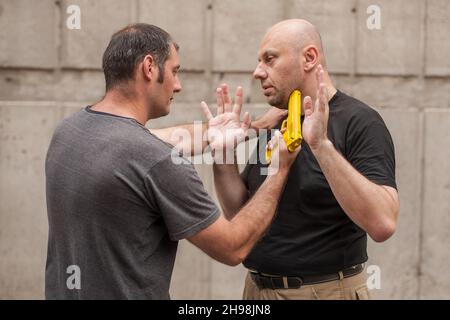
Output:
[241, 90, 396, 276]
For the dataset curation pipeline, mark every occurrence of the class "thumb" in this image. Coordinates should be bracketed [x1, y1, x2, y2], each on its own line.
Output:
[304, 96, 313, 117]
[268, 130, 281, 150]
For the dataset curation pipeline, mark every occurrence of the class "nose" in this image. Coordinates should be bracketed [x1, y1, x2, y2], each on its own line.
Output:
[253, 63, 267, 80]
[174, 77, 182, 93]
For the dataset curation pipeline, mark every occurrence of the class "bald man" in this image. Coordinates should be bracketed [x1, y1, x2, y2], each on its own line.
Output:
[213, 19, 399, 300]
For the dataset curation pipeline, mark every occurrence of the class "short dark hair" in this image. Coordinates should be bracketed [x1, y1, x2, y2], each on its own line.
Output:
[102, 23, 178, 91]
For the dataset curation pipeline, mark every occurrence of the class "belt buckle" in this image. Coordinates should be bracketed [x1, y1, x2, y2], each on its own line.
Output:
[289, 276, 303, 289]
[269, 277, 277, 290]
[341, 263, 363, 279]
[251, 271, 304, 290]
[250, 271, 265, 290]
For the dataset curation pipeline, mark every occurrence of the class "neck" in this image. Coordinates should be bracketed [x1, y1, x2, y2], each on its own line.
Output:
[302, 71, 337, 103]
[91, 89, 148, 125]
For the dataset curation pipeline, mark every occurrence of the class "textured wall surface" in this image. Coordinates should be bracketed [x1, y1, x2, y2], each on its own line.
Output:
[0, 0, 449, 299]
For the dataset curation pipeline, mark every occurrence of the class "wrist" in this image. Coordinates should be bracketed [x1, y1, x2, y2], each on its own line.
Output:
[310, 139, 333, 158]
[211, 147, 236, 165]
[267, 162, 290, 177]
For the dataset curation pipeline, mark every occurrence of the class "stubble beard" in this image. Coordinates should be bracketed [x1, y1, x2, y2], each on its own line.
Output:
[267, 91, 287, 109]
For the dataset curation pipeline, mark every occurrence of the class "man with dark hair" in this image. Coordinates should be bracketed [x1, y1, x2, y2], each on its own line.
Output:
[45, 23, 297, 299]
[102, 24, 177, 89]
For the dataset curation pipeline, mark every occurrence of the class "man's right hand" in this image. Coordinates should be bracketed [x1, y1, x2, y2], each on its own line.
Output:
[189, 127, 300, 266]
[267, 129, 301, 175]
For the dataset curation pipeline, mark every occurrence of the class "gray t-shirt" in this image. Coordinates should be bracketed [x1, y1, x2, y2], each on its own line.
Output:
[45, 107, 220, 299]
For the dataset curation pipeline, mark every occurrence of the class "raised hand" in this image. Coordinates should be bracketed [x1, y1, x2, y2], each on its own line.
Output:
[201, 84, 251, 158]
[302, 64, 330, 152]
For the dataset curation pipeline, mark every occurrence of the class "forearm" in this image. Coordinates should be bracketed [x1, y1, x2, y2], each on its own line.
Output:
[213, 162, 249, 220]
[208, 116, 273, 218]
[313, 140, 398, 242]
[150, 119, 264, 156]
[227, 167, 288, 261]
[150, 123, 208, 156]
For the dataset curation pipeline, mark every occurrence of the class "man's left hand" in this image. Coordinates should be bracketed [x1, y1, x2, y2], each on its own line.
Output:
[201, 84, 251, 156]
[302, 64, 330, 152]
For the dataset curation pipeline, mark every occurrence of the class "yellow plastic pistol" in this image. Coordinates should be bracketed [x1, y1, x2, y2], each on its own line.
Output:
[265, 90, 302, 163]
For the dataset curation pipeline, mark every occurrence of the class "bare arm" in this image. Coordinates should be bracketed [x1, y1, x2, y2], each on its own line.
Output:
[189, 165, 288, 266]
[150, 123, 207, 156]
[303, 65, 399, 242]
[312, 140, 398, 242]
[150, 85, 287, 157]
[209, 84, 288, 219]
[213, 162, 249, 220]
[188, 131, 299, 266]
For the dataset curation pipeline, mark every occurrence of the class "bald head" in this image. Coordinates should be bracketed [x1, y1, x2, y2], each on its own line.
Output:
[262, 19, 326, 67]
[254, 19, 332, 108]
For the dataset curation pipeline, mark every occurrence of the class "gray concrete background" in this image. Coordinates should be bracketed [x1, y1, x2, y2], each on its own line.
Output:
[0, 0, 449, 299]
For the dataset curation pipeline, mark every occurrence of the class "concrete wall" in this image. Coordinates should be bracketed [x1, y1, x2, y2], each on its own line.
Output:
[0, 0, 449, 299]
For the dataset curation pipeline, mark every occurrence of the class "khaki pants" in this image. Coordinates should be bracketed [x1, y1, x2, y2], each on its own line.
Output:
[243, 269, 370, 300]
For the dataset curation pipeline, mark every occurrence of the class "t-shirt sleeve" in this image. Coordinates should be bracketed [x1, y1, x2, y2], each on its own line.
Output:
[346, 116, 397, 190]
[144, 154, 220, 241]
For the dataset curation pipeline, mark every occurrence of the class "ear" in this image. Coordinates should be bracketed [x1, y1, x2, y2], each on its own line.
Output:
[142, 54, 155, 81]
[302, 45, 319, 72]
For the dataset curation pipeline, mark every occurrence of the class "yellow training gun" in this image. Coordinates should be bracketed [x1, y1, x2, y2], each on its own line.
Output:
[265, 90, 302, 163]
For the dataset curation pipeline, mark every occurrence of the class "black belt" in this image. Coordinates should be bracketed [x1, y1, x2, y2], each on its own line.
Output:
[249, 264, 364, 290]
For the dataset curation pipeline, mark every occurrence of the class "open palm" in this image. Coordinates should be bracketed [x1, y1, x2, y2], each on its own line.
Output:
[201, 84, 251, 153]
[302, 65, 330, 151]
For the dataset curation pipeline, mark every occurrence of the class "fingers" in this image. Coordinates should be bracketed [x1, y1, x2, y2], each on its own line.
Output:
[221, 84, 232, 113]
[216, 88, 224, 115]
[315, 66, 322, 109]
[241, 111, 250, 130]
[216, 83, 244, 115]
[279, 109, 288, 117]
[232, 86, 243, 115]
[267, 130, 281, 151]
[201, 101, 213, 121]
[318, 83, 328, 112]
[315, 64, 328, 113]
[275, 130, 288, 151]
[303, 96, 313, 117]
[315, 64, 323, 88]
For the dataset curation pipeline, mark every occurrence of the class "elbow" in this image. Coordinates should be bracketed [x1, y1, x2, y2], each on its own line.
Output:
[223, 247, 247, 266]
[222, 255, 244, 267]
[221, 240, 247, 266]
[367, 197, 399, 242]
[218, 251, 245, 266]
[369, 218, 397, 243]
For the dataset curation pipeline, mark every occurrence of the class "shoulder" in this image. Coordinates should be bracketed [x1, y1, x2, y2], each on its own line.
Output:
[118, 127, 178, 166]
[64, 108, 177, 163]
[332, 90, 387, 130]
